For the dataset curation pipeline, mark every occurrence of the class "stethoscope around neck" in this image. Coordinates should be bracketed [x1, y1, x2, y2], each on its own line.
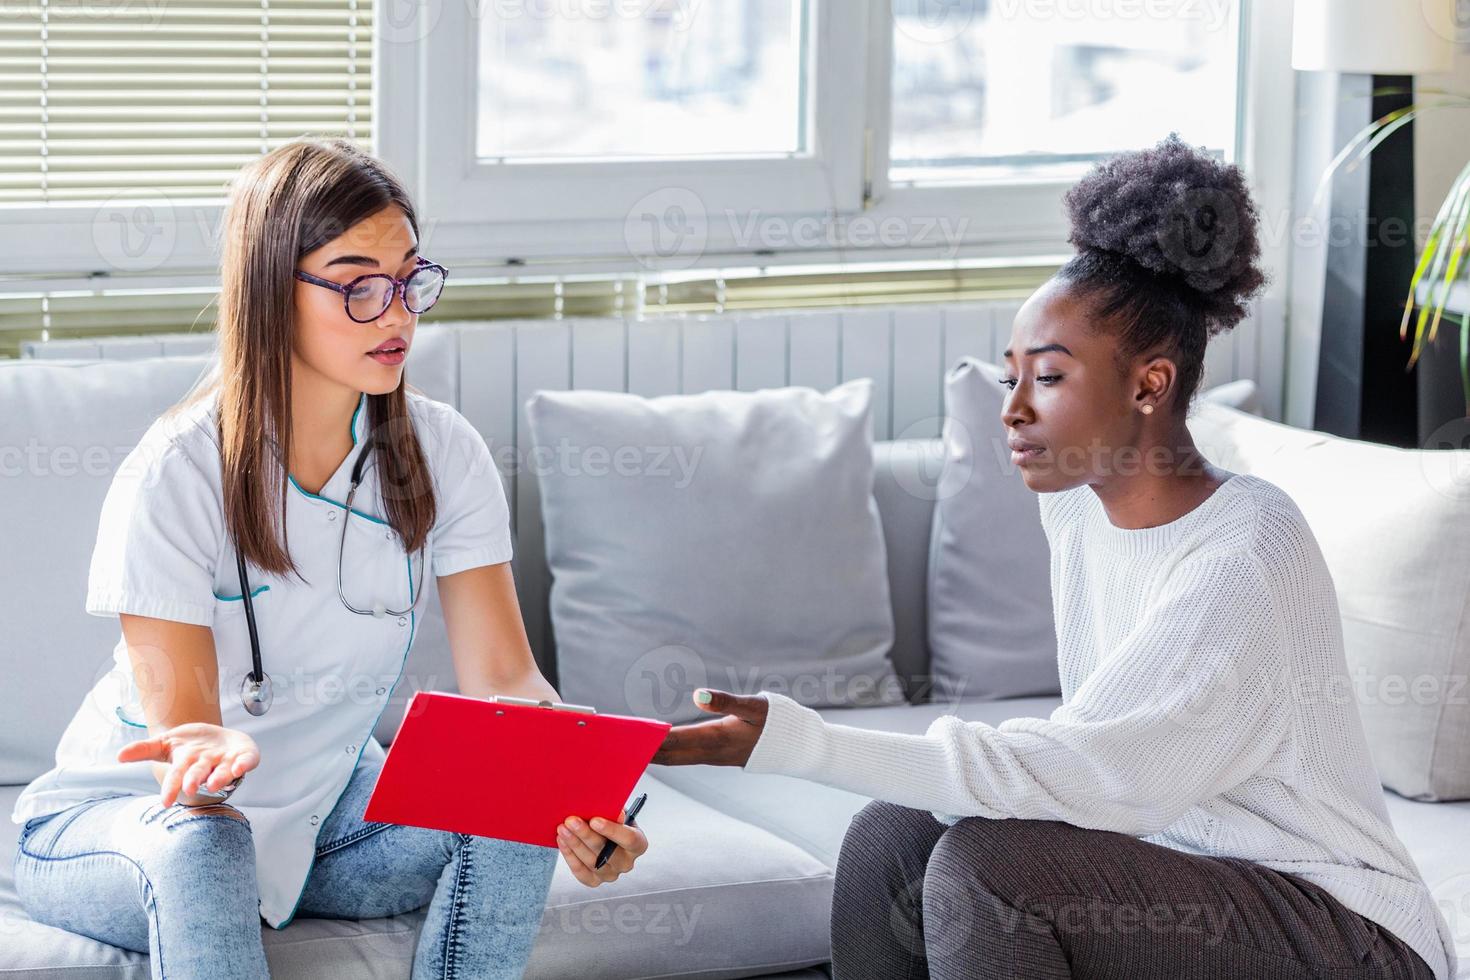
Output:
[235, 439, 426, 717]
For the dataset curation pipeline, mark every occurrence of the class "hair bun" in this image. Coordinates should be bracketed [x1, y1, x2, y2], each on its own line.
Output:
[1064, 133, 1266, 333]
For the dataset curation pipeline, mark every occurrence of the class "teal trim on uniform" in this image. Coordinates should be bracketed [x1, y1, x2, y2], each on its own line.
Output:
[275, 549, 419, 931]
[116, 706, 148, 729]
[214, 584, 271, 602]
[286, 475, 388, 526]
[349, 392, 365, 447]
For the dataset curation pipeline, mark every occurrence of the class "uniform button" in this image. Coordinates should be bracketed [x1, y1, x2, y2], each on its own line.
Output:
[397, 617, 407, 627]
[309, 814, 319, 826]
[327, 511, 337, 522]
[384, 530, 393, 541]
[375, 687, 386, 696]
[346, 744, 356, 754]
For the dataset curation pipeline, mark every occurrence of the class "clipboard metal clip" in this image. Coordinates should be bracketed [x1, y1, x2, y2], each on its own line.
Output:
[488, 694, 598, 715]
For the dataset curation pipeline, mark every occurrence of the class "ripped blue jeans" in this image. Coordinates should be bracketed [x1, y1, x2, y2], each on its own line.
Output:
[13, 755, 558, 980]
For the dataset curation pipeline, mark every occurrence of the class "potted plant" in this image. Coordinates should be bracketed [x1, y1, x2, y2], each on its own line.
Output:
[1319, 88, 1470, 436]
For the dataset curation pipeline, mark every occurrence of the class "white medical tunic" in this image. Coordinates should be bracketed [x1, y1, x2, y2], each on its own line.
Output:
[10, 387, 514, 929]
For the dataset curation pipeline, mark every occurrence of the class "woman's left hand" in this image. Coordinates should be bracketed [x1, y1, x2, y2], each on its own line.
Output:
[556, 809, 648, 887]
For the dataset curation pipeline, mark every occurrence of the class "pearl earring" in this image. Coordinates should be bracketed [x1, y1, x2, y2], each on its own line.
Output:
[1141, 403, 1155, 415]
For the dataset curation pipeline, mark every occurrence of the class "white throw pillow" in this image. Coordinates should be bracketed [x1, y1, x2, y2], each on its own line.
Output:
[526, 379, 904, 724]
[1189, 402, 1470, 801]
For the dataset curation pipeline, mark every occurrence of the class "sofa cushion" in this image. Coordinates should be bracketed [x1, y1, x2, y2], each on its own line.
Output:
[0, 329, 466, 786]
[1189, 402, 1470, 802]
[526, 772, 833, 979]
[0, 776, 833, 980]
[526, 380, 904, 725]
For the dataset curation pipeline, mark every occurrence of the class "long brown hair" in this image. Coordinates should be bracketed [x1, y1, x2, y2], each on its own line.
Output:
[178, 138, 437, 579]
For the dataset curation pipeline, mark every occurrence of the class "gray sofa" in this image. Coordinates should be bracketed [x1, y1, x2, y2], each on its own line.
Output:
[4, 321, 1469, 979]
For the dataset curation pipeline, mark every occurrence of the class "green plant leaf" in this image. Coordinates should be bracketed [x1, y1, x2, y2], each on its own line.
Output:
[1426, 166, 1470, 350]
[1409, 170, 1470, 367]
[1315, 100, 1470, 212]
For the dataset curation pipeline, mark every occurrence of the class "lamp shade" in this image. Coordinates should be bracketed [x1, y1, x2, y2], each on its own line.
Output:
[1293, 0, 1455, 74]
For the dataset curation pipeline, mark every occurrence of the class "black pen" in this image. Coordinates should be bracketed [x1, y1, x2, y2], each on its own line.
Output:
[594, 792, 648, 870]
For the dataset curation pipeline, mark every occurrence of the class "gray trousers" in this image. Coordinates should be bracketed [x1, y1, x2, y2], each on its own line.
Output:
[830, 801, 1436, 980]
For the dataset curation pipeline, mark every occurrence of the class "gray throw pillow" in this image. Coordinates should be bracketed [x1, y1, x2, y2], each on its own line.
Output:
[927, 358, 1059, 703]
[526, 379, 904, 725]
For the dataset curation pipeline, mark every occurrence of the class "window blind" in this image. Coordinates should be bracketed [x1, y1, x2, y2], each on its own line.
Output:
[0, 264, 1063, 358]
[0, 0, 372, 204]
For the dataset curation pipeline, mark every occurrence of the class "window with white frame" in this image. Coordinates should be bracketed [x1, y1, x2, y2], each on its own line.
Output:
[414, 0, 1250, 271]
[889, 0, 1242, 185]
[1, 0, 1264, 279]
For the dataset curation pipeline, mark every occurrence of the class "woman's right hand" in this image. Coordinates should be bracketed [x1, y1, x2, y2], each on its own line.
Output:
[651, 689, 769, 768]
[116, 722, 261, 808]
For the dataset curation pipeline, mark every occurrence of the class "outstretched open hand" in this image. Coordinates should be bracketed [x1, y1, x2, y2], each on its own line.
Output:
[116, 722, 260, 808]
[651, 689, 769, 768]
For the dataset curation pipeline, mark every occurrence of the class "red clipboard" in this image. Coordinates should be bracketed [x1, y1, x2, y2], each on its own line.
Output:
[363, 690, 672, 848]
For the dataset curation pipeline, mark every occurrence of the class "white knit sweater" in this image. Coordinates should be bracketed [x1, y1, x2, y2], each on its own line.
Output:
[744, 474, 1457, 980]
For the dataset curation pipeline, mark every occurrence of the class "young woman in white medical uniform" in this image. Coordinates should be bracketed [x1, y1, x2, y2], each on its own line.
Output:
[11, 138, 648, 980]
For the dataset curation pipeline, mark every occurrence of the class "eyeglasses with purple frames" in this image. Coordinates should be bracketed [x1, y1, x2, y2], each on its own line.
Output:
[295, 256, 450, 324]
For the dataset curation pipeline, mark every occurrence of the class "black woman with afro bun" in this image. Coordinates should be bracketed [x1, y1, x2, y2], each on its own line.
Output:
[652, 134, 1454, 980]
